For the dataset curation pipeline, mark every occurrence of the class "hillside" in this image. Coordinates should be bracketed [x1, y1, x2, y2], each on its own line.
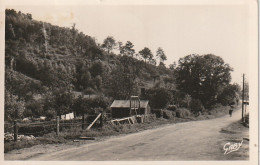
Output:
[5, 9, 176, 120]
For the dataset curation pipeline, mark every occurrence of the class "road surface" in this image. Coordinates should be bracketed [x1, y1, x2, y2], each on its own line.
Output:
[27, 109, 247, 160]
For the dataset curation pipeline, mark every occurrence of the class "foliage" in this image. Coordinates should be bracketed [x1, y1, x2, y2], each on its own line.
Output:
[119, 41, 135, 57]
[189, 99, 205, 113]
[144, 87, 173, 109]
[139, 47, 153, 63]
[25, 100, 44, 117]
[156, 47, 167, 64]
[175, 108, 191, 118]
[166, 105, 177, 111]
[52, 88, 75, 115]
[107, 56, 141, 99]
[169, 61, 177, 70]
[5, 69, 44, 102]
[73, 95, 110, 116]
[6, 9, 234, 122]
[90, 61, 105, 78]
[162, 110, 175, 119]
[217, 83, 241, 106]
[108, 65, 138, 99]
[4, 89, 25, 121]
[175, 54, 233, 107]
[102, 36, 116, 53]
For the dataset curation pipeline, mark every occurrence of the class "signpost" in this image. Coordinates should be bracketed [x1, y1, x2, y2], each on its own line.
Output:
[242, 74, 244, 122]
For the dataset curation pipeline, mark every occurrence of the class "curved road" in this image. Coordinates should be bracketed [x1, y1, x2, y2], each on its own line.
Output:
[29, 109, 245, 160]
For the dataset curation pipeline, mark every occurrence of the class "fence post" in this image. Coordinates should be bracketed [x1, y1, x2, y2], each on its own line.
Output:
[100, 113, 103, 128]
[14, 120, 18, 142]
[82, 114, 85, 129]
[56, 116, 60, 136]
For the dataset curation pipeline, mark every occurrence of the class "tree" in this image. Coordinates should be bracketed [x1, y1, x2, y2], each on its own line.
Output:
[149, 58, 157, 66]
[35, 23, 48, 54]
[73, 96, 110, 116]
[156, 47, 167, 65]
[75, 61, 91, 90]
[189, 98, 205, 113]
[144, 87, 173, 109]
[120, 41, 135, 57]
[53, 88, 74, 116]
[94, 75, 102, 90]
[175, 54, 233, 107]
[89, 61, 105, 78]
[6, 23, 16, 40]
[5, 89, 25, 121]
[108, 56, 141, 99]
[169, 61, 177, 70]
[101, 36, 116, 54]
[139, 47, 153, 63]
[217, 83, 241, 106]
[25, 100, 44, 117]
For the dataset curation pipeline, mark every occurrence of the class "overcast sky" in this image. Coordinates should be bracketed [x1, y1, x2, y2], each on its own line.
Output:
[8, 4, 249, 84]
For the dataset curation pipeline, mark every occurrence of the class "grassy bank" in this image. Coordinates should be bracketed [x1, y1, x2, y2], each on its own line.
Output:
[217, 119, 249, 160]
[5, 104, 240, 153]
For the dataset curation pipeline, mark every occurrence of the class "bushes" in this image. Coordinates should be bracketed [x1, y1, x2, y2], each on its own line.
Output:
[189, 99, 205, 113]
[83, 87, 96, 95]
[167, 105, 177, 111]
[18, 123, 56, 136]
[152, 108, 191, 119]
[144, 88, 173, 109]
[151, 109, 163, 118]
[163, 110, 176, 119]
[175, 108, 191, 118]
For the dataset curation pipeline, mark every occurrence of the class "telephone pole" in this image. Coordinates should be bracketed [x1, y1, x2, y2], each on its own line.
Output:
[242, 74, 245, 122]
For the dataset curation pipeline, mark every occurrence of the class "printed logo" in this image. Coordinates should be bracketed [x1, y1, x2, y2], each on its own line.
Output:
[223, 140, 243, 155]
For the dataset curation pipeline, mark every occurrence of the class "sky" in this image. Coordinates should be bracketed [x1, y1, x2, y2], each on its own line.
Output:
[7, 3, 249, 84]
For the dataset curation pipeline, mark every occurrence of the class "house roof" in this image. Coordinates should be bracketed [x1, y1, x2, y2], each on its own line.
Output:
[110, 100, 149, 108]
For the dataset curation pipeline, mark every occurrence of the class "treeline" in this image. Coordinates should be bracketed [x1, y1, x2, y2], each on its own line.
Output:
[5, 9, 245, 121]
[5, 9, 175, 121]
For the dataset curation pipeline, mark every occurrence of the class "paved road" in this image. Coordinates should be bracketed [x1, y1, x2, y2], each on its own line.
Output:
[29, 109, 244, 160]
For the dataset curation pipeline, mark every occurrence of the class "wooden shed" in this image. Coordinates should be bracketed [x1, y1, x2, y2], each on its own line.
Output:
[110, 99, 150, 119]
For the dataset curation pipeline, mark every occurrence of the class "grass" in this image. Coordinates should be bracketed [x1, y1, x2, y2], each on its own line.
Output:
[217, 119, 249, 160]
[4, 104, 240, 153]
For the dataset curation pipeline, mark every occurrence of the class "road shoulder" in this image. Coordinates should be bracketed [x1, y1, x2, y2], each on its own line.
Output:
[217, 120, 249, 160]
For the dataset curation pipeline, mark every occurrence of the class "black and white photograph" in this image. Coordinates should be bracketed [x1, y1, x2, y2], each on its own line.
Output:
[1, 0, 258, 164]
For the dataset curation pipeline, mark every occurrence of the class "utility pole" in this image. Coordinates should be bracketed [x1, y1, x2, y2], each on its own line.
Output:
[242, 74, 245, 122]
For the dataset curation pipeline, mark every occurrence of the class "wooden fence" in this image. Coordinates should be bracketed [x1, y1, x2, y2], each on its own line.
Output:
[4, 113, 110, 142]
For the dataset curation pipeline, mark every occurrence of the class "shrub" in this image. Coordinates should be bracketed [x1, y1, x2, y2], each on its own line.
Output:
[162, 110, 175, 119]
[151, 109, 163, 118]
[18, 123, 56, 136]
[189, 99, 205, 113]
[175, 108, 191, 118]
[45, 110, 56, 120]
[144, 88, 173, 109]
[83, 87, 96, 95]
[171, 111, 176, 117]
[167, 105, 177, 111]
[209, 103, 223, 110]
[148, 114, 157, 121]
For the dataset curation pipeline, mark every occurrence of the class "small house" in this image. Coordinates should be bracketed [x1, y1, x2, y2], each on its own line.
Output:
[110, 96, 150, 118]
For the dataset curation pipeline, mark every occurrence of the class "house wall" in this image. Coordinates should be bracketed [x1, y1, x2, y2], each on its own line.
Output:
[112, 108, 130, 118]
[111, 104, 151, 119]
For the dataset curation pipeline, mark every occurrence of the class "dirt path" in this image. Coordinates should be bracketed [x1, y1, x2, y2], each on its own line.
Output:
[5, 109, 248, 160]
